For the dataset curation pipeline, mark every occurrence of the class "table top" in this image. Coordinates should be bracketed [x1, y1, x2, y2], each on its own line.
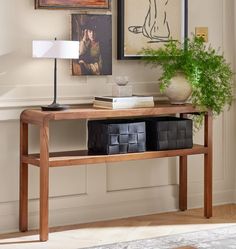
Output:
[20, 102, 203, 125]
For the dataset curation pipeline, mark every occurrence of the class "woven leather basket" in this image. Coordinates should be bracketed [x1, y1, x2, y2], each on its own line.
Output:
[88, 119, 146, 155]
[146, 116, 193, 151]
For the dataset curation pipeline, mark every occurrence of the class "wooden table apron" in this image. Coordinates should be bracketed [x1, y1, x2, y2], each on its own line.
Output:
[19, 104, 213, 242]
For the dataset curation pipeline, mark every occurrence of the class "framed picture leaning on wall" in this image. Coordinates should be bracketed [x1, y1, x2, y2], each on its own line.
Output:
[72, 14, 112, 76]
[117, 0, 188, 60]
[35, 0, 110, 9]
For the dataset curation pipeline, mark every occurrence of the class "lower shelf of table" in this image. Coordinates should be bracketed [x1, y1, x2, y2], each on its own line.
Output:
[22, 144, 208, 167]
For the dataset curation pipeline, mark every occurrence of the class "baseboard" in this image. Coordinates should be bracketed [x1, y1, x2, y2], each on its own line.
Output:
[188, 190, 235, 209]
[234, 190, 236, 203]
[0, 196, 178, 234]
[0, 189, 234, 234]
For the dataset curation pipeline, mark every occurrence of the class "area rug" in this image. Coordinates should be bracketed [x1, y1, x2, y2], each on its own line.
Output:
[83, 225, 236, 249]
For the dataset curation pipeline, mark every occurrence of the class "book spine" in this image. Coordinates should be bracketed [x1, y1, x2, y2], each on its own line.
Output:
[112, 102, 155, 109]
[94, 96, 154, 103]
[94, 97, 113, 102]
[93, 100, 154, 109]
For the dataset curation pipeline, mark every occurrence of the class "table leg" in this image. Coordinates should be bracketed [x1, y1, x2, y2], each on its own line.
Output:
[179, 156, 187, 211]
[179, 113, 188, 211]
[40, 122, 49, 241]
[19, 121, 28, 232]
[204, 112, 213, 218]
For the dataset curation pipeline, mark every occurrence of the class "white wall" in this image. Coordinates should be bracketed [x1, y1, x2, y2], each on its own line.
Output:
[234, 0, 236, 203]
[0, 0, 235, 233]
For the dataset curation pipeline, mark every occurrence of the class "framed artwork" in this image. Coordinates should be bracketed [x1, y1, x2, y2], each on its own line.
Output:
[117, 0, 188, 60]
[35, 0, 110, 9]
[72, 14, 112, 76]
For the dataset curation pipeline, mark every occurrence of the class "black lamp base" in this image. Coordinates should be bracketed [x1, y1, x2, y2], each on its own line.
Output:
[41, 102, 69, 111]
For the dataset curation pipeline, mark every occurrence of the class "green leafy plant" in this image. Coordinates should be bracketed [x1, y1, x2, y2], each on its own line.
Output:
[141, 36, 233, 128]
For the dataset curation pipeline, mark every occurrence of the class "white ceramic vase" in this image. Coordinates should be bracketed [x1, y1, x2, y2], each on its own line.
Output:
[164, 72, 192, 104]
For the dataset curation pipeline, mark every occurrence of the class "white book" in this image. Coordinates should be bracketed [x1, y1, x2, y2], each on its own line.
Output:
[94, 95, 154, 103]
[93, 100, 155, 109]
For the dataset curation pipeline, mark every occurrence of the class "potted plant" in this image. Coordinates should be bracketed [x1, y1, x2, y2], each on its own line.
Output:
[141, 36, 234, 128]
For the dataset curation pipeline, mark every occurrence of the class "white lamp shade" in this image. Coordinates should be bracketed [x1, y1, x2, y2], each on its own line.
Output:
[32, 40, 79, 59]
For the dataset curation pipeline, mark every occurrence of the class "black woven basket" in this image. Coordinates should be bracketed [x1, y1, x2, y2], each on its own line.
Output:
[88, 119, 146, 155]
[146, 116, 193, 151]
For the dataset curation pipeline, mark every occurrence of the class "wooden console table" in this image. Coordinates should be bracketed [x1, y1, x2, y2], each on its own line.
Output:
[19, 103, 213, 241]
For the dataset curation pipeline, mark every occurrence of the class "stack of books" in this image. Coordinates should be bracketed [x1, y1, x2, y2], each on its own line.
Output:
[93, 95, 155, 109]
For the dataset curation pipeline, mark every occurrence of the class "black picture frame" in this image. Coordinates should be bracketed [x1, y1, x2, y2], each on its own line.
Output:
[117, 0, 188, 60]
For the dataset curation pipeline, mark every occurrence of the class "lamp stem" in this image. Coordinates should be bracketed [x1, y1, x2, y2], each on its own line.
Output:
[53, 58, 57, 104]
[40, 37, 70, 111]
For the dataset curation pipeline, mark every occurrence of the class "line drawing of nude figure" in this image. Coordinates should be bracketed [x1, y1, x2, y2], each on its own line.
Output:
[128, 0, 170, 43]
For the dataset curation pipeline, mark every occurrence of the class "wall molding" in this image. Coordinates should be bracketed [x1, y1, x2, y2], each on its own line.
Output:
[1, 0, 236, 235]
[233, 0, 236, 202]
[0, 81, 162, 121]
[225, 0, 236, 201]
[0, 96, 93, 121]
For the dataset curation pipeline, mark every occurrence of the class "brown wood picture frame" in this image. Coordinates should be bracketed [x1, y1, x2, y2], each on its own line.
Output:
[35, 0, 110, 10]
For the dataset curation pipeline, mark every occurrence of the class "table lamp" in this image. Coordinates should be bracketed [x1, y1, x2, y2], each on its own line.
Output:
[32, 39, 79, 111]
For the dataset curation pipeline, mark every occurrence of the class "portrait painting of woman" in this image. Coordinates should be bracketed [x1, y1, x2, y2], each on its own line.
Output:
[72, 14, 112, 76]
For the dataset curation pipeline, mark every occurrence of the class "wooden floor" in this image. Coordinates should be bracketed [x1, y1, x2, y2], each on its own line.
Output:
[0, 204, 236, 249]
